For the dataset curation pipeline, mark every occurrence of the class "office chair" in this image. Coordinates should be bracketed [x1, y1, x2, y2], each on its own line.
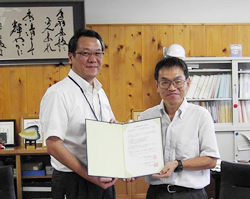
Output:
[0, 165, 16, 199]
[219, 161, 250, 199]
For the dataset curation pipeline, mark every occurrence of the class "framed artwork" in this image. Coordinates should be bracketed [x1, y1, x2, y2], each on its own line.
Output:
[0, 119, 16, 146]
[132, 110, 143, 121]
[0, 0, 85, 65]
[20, 115, 43, 147]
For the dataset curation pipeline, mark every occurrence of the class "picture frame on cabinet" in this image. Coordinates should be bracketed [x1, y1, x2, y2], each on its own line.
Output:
[20, 116, 44, 147]
[0, 0, 85, 66]
[0, 119, 16, 146]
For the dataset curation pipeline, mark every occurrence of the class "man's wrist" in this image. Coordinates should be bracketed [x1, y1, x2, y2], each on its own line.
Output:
[174, 160, 183, 172]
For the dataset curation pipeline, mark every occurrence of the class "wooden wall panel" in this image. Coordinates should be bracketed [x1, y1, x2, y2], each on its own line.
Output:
[1, 23, 250, 199]
[26, 66, 44, 115]
[206, 25, 223, 56]
[238, 25, 250, 56]
[0, 67, 10, 119]
[189, 25, 206, 56]
[90, 26, 111, 98]
[7, 66, 27, 145]
[221, 26, 238, 57]
[108, 26, 127, 121]
[115, 180, 131, 199]
[157, 25, 174, 51]
[124, 26, 143, 121]
[141, 25, 162, 109]
[173, 25, 190, 57]
[131, 178, 149, 199]
[42, 65, 60, 92]
[9, 66, 27, 118]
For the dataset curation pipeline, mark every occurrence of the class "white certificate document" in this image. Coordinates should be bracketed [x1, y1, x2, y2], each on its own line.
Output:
[86, 117, 164, 178]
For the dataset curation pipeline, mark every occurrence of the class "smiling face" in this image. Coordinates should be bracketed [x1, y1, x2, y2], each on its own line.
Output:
[68, 36, 103, 84]
[156, 66, 190, 109]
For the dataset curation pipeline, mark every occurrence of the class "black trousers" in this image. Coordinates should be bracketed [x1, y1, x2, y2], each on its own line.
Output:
[146, 185, 208, 199]
[52, 169, 116, 199]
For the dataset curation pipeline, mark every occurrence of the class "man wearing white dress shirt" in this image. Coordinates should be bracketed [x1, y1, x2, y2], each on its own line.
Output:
[40, 28, 117, 199]
[139, 56, 220, 199]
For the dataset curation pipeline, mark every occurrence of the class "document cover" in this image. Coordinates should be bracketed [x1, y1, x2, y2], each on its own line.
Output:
[86, 118, 164, 178]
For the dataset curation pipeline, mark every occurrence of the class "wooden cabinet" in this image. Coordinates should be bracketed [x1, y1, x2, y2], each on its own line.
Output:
[0, 147, 50, 199]
[0, 147, 149, 199]
[115, 177, 148, 199]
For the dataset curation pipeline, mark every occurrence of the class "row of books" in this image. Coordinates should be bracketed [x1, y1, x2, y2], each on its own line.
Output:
[239, 73, 250, 99]
[191, 100, 250, 123]
[186, 74, 232, 99]
[190, 101, 232, 123]
[238, 100, 250, 123]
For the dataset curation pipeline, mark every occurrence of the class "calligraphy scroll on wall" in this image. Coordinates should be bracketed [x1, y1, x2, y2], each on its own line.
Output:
[0, 6, 74, 61]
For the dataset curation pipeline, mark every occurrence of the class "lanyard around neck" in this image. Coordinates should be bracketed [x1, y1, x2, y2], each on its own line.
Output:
[68, 75, 102, 121]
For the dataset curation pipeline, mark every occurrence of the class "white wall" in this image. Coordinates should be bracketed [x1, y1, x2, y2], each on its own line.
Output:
[85, 0, 250, 24]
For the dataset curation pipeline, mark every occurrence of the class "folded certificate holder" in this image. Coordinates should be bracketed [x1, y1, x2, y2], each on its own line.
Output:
[86, 118, 164, 178]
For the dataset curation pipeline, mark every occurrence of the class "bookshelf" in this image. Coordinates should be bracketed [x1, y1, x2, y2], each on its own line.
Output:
[237, 62, 250, 123]
[0, 147, 51, 199]
[184, 57, 250, 161]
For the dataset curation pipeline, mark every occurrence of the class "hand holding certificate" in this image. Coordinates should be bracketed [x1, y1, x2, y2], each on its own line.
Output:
[86, 118, 164, 178]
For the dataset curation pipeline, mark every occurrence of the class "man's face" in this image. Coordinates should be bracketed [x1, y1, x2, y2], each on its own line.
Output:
[68, 36, 103, 83]
[156, 66, 190, 108]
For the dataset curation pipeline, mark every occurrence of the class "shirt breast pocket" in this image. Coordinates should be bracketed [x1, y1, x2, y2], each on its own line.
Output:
[175, 138, 199, 159]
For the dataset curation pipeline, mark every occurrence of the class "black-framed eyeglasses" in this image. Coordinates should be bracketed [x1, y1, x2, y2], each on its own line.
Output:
[158, 79, 186, 89]
[75, 51, 104, 58]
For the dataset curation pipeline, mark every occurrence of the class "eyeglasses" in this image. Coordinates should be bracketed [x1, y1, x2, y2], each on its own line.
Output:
[75, 51, 104, 58]
[158, 79, 186, 89]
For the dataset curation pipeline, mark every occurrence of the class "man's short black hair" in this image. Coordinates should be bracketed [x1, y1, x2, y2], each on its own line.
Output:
[154, 56, 189, 81]
[68, 28, 105, 53]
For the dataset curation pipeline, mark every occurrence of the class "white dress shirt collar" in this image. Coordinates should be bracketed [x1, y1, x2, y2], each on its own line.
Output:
[68, 69, 102, 93]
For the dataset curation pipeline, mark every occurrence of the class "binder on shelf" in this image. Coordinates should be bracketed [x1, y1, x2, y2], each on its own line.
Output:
[239, 73, 244, 98]
[198, 75, 209, 99]
[238, 101, 243, 123]
[242, 74, 247, 99]
[242, 74, 250, 98]
[214, 75, 222, 98]
[203, 75, 214, 99]
[246, 74, 250, 98]
[218, 74, 227, 98]
[240, 101, 249, 123]
[186, 75, 200, 99]
[225, 74, 232, 98]
[193, 75, 206, 99]
[225, 101, 232, 123]
[246, 101, 250, 123]
[243, 101, 248, 123]
[208, 75, 219, 98]
[228, 101, 233, 123]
